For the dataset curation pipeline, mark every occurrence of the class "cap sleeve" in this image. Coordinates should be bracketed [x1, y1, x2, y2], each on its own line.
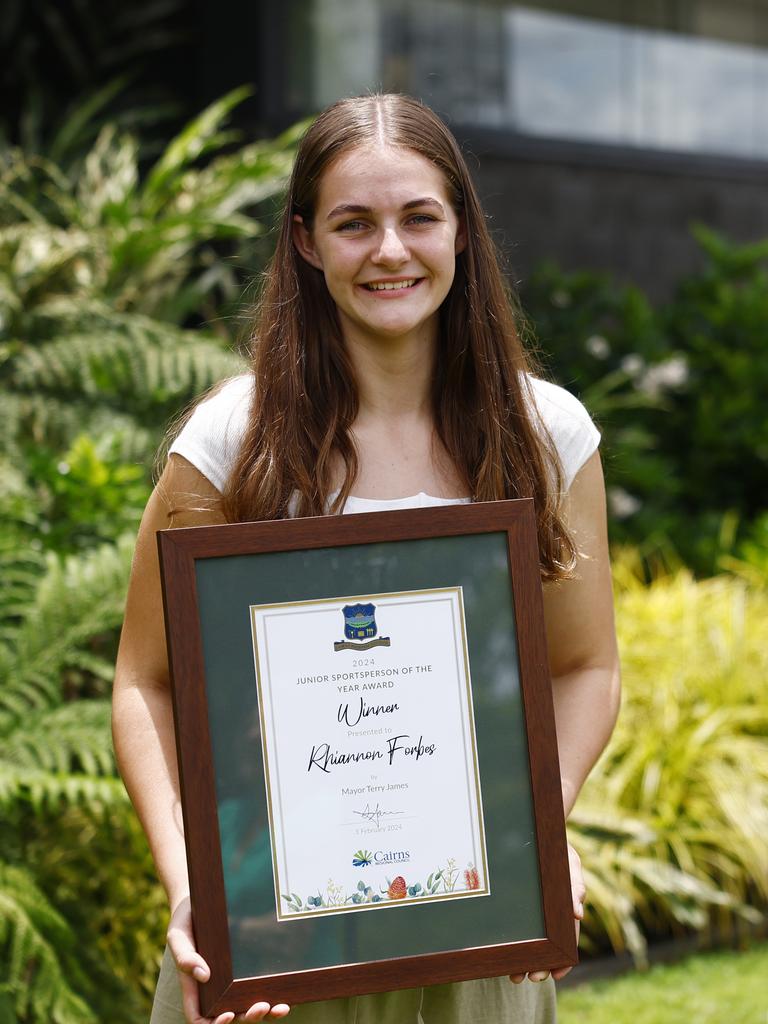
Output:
[527, 377, 601, 491]
[168, 375, 253, 492]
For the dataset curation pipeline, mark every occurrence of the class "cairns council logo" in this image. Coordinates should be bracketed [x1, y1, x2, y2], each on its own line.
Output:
[334, 602, 391, 653]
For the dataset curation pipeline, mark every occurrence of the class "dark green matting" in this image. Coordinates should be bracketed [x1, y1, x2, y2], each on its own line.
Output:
[194, 531, 543, 979]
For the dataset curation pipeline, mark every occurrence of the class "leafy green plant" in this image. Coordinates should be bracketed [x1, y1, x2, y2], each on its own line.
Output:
[0, 88, 299, 472]
[0, 89, 305, 1022]
[22, 434, 149, 553]
[521, 263, 686, 553]
[570, 554, 768, 964]
[659, 226, 768, 547]
[1, 1, 186, 156]
[0, 537, 140, 1022]
[721, 512, 768, 585]
[523, 233, 768, 571]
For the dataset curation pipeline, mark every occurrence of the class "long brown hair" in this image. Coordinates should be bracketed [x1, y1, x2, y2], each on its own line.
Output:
[222, 93, 576, 579]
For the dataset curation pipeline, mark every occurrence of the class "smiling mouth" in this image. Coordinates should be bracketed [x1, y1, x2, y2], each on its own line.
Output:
[361, 278, 421, 291]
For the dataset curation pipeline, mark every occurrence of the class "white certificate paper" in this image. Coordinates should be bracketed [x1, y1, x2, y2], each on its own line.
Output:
[250, 587, 489, 920]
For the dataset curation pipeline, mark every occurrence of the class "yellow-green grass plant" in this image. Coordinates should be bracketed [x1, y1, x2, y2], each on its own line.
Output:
[569, 552, 768, 963]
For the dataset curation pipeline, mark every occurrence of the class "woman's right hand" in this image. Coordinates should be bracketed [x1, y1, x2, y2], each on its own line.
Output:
[167, 898, 290, 1023]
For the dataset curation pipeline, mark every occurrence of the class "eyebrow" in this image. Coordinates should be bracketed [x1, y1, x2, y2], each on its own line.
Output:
[326, 197, 446, 220]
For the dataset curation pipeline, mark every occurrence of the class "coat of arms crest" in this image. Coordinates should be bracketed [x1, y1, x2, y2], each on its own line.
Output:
[334, 602, 391, 652]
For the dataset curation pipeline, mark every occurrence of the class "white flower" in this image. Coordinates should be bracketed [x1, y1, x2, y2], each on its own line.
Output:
[620, 354, 644, 378]
[586, 334, 610, 359]
[638, 357, 689, 397]
[608, 487, 642, 519]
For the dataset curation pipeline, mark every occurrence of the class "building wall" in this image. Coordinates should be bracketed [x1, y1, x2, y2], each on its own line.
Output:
[461, 135, 768, 298]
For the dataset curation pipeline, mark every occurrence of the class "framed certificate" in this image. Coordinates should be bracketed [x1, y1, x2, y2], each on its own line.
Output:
[158, 499, 576, 1016]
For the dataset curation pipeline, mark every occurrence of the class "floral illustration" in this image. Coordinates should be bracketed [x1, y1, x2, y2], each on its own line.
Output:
[280, 855, 484, 914]
[387, 875, 407, 900]
[442, 857, 459, 892]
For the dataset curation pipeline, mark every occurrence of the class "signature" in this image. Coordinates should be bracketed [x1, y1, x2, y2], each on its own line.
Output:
[352, 803, 404, 828]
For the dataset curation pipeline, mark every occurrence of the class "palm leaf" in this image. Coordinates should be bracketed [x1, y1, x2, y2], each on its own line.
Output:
[144, 85, 253, 203]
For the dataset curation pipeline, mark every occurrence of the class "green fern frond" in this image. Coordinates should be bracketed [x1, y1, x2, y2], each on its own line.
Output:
[11, 329, 242, 413]
[23, 293, 184, 338]
[0, 391, 154, 461]
[0, 764, 128, 813]
[0, 528, 46, 634]
[0, 571, 45, 630]
[3, 699, 113, 776]
[0, 536, 134, 731]
[0, 862, 95, 1024]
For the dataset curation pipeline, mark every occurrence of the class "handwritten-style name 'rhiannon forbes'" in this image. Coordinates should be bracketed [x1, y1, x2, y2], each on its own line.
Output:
[307, 735, 436, 773]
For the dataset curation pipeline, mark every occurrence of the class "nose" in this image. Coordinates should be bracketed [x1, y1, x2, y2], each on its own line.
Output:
[372, 227, 409, 267]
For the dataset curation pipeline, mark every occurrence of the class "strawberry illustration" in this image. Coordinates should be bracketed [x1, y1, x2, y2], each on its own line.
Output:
[387, 876, 407, 900]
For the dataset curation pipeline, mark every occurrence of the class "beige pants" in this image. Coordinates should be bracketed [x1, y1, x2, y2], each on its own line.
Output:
[150, 946, 557, 1024]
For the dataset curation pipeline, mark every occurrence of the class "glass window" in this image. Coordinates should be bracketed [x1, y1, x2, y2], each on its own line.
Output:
[506, 7, 628, 143]
[636, 30, 761, 156]
[306, 0, 768, 160]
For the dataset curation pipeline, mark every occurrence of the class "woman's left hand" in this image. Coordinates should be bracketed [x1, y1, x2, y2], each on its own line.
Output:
[509, 842, 585, 985]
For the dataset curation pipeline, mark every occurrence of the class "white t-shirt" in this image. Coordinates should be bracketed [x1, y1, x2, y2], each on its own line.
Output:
[169, 373, 600, 507]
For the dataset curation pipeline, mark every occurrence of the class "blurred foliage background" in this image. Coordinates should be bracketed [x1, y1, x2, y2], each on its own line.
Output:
[1, 6, 766, 1021]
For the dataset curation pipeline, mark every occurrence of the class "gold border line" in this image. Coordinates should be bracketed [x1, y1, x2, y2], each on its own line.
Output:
[249, 608, 284, 921]
[456, 586, 491, 892]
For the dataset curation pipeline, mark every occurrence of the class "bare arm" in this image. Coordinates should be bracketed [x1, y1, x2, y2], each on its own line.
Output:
[544, 450, 621, 816]
[512, 450, 620, 986]
[112, 455, 288, 1022]
[113, 456, 225, 910]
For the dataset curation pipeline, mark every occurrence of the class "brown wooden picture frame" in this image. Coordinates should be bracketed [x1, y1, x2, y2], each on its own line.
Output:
[157, 498, 576, 1016]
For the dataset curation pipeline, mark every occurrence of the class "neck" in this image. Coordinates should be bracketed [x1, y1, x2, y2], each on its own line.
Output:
[342, 321, 437, 423]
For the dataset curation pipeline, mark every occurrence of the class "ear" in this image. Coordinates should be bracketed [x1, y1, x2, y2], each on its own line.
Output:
[292, 214, 324, 271]
[454, 213, 468, 256]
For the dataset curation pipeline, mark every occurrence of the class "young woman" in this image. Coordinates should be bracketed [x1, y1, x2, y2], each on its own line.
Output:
[113, 93, 620, 1024]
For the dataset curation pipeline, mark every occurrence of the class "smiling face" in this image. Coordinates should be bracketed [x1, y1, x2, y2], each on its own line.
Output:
[292, 145, 466, 349]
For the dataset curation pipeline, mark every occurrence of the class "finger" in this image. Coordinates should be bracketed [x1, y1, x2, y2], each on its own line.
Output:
[552, 966, 573, 981]
[529, 971, 550, 983]
[168, 930, 210, 982]
[570, 868, 587, 906]
[509, 973, 526, 984]
[171, 944, 210, 982]
[242, 1004, 273, 1021]
[242, 1005, 291, 1021]
[179, 968, 234, 1024]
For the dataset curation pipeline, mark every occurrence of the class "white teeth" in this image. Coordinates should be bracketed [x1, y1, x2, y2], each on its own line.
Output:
[365, 279, 417, 291]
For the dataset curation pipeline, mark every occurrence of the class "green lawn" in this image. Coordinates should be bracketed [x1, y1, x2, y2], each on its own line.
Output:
[558, 944, 767, 1024]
